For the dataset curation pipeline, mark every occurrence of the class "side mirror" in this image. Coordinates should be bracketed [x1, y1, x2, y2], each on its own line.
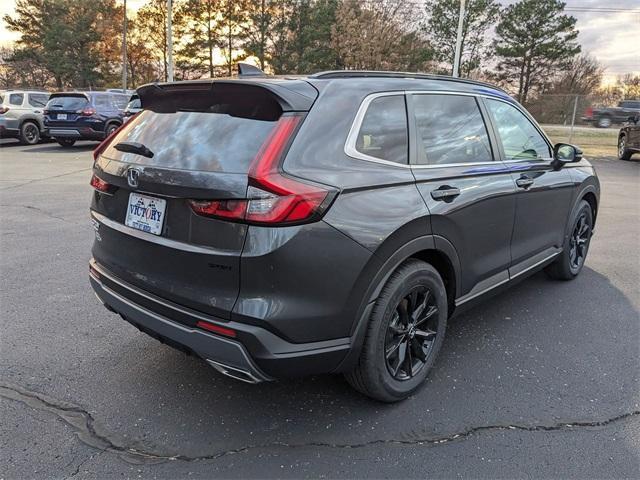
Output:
[552, 143, 582, 170]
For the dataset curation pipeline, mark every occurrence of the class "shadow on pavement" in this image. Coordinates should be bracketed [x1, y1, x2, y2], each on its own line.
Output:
[82, 265, 638, 459]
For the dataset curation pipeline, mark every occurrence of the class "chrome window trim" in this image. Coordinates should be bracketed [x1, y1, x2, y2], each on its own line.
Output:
[344, 90, 555, 169]
[343, 91, 408, 167]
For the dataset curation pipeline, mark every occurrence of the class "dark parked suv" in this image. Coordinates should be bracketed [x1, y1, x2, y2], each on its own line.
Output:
[89, 70, 600, 402]
[44, 91, 129, 147]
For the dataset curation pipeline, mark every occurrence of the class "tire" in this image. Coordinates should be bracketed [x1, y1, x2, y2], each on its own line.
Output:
[595, 116, 612, 128]
[19, 121, 40, 145]
[545, 200, 593, 281]
[56, 138, 76, 148]
[345, 259, 448, 402]
[618, 135, 632, 160]
[105, 122, 119, 137]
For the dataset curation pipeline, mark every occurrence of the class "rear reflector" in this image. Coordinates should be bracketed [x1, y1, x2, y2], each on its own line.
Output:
[189, 114, 336, 226]
[195, 320, 236, 338]
[90, 174, 114, 193]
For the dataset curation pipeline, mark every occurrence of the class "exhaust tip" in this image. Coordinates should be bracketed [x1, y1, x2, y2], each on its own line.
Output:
[205, 359, 263, 384]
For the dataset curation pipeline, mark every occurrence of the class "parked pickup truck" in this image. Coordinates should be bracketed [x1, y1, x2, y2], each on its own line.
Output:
[583, 99, 640, 128]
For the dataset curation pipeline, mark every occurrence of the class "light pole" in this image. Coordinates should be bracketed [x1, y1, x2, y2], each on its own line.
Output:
[452, 0, 466, 78]
[167, 0, 174, 82]
[122, 0, 127, 91]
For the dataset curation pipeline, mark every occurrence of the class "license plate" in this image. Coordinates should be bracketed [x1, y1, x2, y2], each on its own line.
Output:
[57, 113, 67, 120]
[125, 193, 166, 235]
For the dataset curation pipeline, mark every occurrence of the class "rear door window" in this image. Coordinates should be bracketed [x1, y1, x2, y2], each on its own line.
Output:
[93, 95, 112, 110]
[111, 94, 129, 109]
[9, 93, 24, 106]
[353, 95, 408, 164]
[102, 110, 278, 173]
[412, 94, 493, 165]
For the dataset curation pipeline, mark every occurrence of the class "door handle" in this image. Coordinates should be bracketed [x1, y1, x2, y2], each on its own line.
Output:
[34, 110, 42, 114]
[431, 186, 461, 201]
[516, 175, 534, 189]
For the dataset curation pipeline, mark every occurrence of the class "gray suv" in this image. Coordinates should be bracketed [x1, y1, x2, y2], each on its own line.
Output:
[89, 70, 600, 402]
[0, 90, 49, 144]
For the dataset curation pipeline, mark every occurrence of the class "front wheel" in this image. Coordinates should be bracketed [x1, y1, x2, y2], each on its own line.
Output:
[618, 135, 632, 160]
[345, 259, 447, 402]
[545, 200, 593, 280]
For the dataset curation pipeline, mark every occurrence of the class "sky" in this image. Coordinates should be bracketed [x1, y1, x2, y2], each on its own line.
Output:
[0, 0, 638, 85]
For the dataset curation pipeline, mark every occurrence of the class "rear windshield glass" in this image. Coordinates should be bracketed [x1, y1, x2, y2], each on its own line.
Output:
[102, 110, 277, 173]
[47, 96, 89, 110]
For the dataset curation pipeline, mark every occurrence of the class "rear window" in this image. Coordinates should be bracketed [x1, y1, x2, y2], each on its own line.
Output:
[102, 110, 278, 173]
[47, 96, 89, 110]
[621, 101, 640, 109]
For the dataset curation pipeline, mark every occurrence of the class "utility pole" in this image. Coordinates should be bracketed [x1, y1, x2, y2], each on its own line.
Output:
[569, 95, 579, 143]
[167, 0, 174, 82]
[452, 0, 465, 77]
[122, 0, 127, 91]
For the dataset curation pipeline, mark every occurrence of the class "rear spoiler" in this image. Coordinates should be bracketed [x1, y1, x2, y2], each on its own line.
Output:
[136, 80, 317, 117]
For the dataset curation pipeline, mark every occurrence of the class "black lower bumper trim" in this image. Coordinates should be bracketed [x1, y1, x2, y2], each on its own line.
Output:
[89, 259, 352, 379]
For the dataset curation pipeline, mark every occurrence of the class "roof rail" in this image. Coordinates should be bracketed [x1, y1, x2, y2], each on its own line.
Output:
[309, 70, 508, 94]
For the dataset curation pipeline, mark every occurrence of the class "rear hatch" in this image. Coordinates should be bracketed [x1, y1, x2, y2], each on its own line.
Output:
[90, 80, 318, 319]
[45, 93, 91, 126]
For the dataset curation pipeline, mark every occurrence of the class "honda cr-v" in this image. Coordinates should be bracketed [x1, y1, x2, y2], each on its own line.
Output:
[89, 69, 599, 402]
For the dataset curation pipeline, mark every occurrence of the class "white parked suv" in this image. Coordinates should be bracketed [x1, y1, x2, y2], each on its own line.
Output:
[0, 90, 50, 145]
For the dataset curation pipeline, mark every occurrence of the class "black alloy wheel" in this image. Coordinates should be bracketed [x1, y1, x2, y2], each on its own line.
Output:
[20, 122, 40, 145]
[384, 286, 439, 381]
[569, 211, 591, 273]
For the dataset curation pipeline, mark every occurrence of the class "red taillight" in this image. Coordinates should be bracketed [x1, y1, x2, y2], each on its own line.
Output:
[189, 114, 335, 226]
[195, 320, 236, 338]
[80, 107, 96, 116]
[585, 106, 593, 117]
[0, 106, 9, 114]
[90, 174, 114, 193]
[189, 199, 247, 220]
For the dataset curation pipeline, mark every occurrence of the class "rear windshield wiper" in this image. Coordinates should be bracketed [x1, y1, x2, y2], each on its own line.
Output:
[114, 142, 154, 158]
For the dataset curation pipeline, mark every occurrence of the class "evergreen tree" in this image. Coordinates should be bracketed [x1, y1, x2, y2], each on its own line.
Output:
[494, 0, 580, 104]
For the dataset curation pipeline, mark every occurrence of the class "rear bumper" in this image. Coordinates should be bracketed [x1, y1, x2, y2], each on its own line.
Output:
[47, 127, 105, 140]
[0, 118, 19, 138]
[89, 259, 351, 381]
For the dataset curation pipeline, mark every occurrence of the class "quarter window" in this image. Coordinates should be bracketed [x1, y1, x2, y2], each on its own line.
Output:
[486, 99, 551, 160]
[412, 94, 493, 165]
[354, 95, 408, 164]
[9, 93, 24, 106]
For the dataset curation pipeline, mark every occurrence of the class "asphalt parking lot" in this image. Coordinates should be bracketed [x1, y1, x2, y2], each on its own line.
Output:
[1, 140, 638, 479]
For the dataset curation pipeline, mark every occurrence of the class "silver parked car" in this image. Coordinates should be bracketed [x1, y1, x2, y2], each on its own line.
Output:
[0, 90, 50, 145]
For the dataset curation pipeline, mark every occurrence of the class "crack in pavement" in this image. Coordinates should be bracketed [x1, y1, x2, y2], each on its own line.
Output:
[2, 383, 639, 465]
[0, 167, 91, 191]
[0, 204, 78, 224]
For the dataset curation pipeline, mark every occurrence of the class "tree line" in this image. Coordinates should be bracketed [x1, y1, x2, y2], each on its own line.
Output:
[2, 0, 638, 110]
